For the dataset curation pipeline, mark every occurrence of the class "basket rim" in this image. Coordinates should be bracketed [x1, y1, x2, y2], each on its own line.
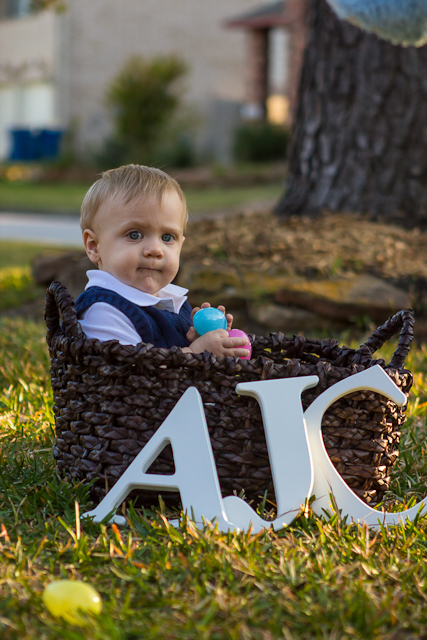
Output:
[45, 281, 415, 372]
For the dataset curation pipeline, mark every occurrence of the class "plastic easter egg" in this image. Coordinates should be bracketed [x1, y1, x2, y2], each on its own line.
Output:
[326, 0, 427, 47]
[228, 329, 252, 360]
[43, 580, 102, 625]
[193, 307, 227, 335]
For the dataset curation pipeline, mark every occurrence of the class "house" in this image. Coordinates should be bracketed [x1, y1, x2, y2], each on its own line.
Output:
[0, 0, 307, 163]
[225, 0, 307, 125]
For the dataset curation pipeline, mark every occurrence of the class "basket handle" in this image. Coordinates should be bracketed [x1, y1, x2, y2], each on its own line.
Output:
[45, 281, 82, 346]
[352, 309, 415, 369]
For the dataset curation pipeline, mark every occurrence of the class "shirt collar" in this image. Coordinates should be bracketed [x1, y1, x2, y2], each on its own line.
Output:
[85, 270, 188, 313]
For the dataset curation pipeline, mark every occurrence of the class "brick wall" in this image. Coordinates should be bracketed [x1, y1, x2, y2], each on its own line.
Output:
[283, 0, 309, 121]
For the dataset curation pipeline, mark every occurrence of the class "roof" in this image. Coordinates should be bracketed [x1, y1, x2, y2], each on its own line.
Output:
[225, 1, 287, 29]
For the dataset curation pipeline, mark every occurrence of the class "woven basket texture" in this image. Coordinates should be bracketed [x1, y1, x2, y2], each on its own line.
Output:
[45, 282, 414, 508]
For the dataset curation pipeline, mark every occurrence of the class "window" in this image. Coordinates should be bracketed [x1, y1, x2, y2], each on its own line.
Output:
[0, 82, 56, 159]
[268, 28, 289, 96]
[267, 28, 290, 124]
[0, 0, 32, 19]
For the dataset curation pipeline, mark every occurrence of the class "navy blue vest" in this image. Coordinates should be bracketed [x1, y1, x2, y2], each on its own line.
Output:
[75, 286, 192, 349]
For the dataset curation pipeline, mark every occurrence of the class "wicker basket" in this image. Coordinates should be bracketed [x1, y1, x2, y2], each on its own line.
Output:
[45, 282, 414, 508]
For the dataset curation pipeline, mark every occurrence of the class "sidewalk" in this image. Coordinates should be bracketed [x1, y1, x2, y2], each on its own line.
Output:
[0, 212, 82, 247]
[0, 200, 274, 248]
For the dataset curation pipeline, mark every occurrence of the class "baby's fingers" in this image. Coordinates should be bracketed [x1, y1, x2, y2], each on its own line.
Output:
[186, 326, 197, 343]
[224, 336, 250, 349]
[191, 302, 211, 319]
[233, 348, 251, 358]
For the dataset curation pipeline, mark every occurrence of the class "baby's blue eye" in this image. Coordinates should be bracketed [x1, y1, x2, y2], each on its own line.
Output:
[128, 231, 142, 240]
[162, 234, 174, 243]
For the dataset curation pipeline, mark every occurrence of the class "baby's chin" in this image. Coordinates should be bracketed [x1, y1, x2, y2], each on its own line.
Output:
[108, 272, 162, 296]
[131, 275, 163, 296]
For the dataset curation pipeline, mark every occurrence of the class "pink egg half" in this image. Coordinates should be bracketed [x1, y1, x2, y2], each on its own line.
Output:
[228, 329, 252, 360]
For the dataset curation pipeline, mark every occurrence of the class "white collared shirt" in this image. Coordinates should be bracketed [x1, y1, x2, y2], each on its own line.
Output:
[78, 270, 189, 346]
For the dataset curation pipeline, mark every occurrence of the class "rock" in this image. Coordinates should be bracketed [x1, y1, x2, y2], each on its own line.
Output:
[30, 244, 412, 334]
[177, 263, 248, 308]
[275, 274, 412, 323]
[32, 251, 91, 299]
[249, 304, 343, 334]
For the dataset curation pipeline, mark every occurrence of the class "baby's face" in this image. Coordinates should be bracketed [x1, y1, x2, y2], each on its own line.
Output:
[83, 189, 186, 295]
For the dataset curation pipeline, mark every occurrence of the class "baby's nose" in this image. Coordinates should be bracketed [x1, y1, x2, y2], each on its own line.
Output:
[143, 238, 163, 256]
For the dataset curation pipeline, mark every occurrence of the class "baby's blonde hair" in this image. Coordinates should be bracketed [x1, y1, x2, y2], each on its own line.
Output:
[80, 164, 188, 231]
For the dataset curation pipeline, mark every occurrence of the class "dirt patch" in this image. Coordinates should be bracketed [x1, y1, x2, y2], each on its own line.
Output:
[20, 208, 427, 337]
[182, 209, 427, 286]
[178, 209, 427, 335]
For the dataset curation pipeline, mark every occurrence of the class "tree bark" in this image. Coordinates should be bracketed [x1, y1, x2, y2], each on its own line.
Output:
[276, 0, 427, 222]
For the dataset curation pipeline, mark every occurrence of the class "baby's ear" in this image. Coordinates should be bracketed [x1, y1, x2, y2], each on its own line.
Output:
[83, 229, 100, 264]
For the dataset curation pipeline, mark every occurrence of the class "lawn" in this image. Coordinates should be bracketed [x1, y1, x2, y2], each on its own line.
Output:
[0, 180, 283, 214]
[1, 310, 427, 638]
[0, 241, 68, 271]
[1, 237, 427, 638]
[0, 182, 89, 213]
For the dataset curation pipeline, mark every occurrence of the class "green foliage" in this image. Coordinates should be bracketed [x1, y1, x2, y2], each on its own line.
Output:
[1, 322, 427, 638]
[0, 266, 42, 311]
[30, 0, 67, 11]
[233, 121, 290, 163]
[0, 241, 68, 312]
[154, 134, 197, 169]
[105, 55, 188, 165]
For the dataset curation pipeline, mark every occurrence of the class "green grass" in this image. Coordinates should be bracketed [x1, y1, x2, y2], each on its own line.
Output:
[0, 240, 69, 271]
[0, 180, 283, 214]
[0, 266, 40, 311]
[0, 241, 71, 312]
[0, 182, 89, 212]
[1, 318, 427, 639]
[184, 184, 283, 213]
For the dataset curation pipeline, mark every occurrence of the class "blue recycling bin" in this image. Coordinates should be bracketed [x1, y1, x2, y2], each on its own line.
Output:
[40, 129, 63, 159]
[9, 129, 41, 161]
[9, 128, 64, 161]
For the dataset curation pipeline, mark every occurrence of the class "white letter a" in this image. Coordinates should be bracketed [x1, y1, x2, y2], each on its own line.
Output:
[82, 387, 232, 528]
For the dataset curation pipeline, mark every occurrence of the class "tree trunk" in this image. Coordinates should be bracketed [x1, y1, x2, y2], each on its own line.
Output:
[276, 0, 427, 222]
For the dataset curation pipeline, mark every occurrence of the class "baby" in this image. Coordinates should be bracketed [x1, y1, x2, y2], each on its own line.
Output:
[76, 164, 250, 358]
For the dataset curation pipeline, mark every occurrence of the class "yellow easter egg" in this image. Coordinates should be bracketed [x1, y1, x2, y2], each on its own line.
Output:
[43, 579, 102, 625]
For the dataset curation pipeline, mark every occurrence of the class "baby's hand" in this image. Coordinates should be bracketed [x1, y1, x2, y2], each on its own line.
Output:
[182, 329, 250, 358]
[187, 302, 233, 343]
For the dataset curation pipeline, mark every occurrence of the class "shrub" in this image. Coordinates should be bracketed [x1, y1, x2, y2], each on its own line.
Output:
[105, 55, 188, 165]
[154, 134, 196, 168]
[233, 121, 290, 163]
[0, 266, 40, 311]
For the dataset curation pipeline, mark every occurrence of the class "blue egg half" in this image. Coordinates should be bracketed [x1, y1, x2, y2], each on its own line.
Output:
[193, 308, 227, 335]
